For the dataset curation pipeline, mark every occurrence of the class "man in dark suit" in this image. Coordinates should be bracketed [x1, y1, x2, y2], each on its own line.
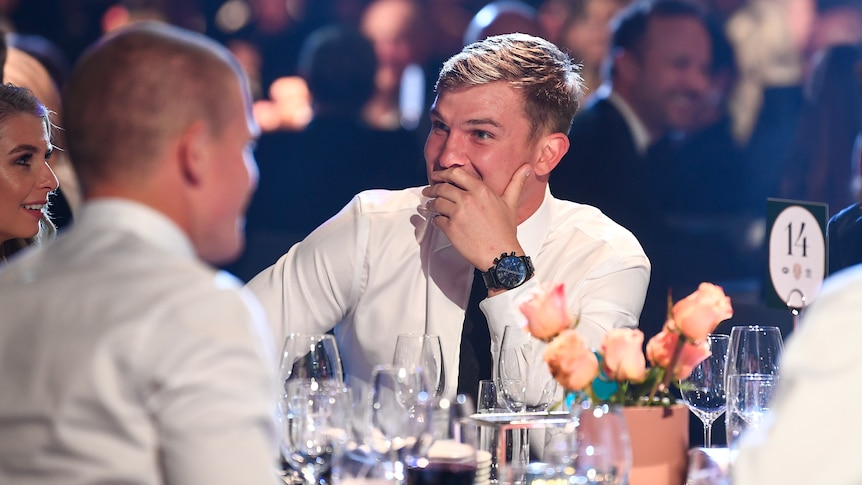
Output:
[551, 0, 713, 337]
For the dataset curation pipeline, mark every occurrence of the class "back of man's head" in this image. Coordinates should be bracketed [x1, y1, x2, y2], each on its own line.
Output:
[463, 0, 542, 46]
[298, 25, 377, 117]
[62, 22, 240, 194]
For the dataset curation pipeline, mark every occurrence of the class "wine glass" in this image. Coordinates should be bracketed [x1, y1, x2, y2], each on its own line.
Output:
[499, 325, 554, 412]
[679, 334, 729, 447]
[725, 325, 783, 378]
[280, 379, 351, 485]
[369, 365, 433, 458]
[279, 333, 344, 393]
[393, 334, 446, 399]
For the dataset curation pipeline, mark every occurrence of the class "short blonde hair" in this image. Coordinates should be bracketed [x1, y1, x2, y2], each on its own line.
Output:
[435, 33, 583, 138]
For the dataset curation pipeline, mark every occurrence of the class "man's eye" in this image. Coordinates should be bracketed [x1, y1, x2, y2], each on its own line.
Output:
[475, 130, 492, 140]
[431, 120, 448, 132]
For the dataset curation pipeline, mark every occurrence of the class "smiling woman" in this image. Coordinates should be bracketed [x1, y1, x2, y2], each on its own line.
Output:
[0, 83, 58, 263]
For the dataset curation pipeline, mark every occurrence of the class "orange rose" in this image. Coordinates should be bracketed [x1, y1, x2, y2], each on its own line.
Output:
[519, 282, 573, 342]
[670, 283, 733, 343]
[544, 329, 598, 392]
[600, 328, 647, 383]
[673, 340, 712, 380]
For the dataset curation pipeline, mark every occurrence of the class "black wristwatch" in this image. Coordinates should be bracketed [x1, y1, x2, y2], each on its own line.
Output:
[481, 252, 535, 290]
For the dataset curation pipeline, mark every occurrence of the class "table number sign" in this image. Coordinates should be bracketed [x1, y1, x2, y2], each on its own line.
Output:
[765, 198, 827, 318]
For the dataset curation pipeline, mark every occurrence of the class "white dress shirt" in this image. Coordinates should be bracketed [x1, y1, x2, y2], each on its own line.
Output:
[0, 199, 280, 485]
[248, 186, 649, 403]
[733, 265, 862, 485]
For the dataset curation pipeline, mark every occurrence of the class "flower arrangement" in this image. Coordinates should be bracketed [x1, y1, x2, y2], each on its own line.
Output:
[519, 282, 733, 407]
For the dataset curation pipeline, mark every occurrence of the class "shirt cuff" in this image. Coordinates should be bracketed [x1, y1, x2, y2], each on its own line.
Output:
[479, 277, 540, 342]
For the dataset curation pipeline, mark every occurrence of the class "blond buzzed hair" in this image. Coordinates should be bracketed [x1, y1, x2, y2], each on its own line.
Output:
[435, 33, 583, 138]
[62, 22, 246, 192]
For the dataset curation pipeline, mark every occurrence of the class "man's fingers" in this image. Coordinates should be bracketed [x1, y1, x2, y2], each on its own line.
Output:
[501, 164, 531, 210]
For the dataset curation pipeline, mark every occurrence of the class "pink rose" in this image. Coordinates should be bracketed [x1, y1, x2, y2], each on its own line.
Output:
[600, 329, 647, 383]
[544, 329, 599, 392]
[519, 282, 573, 342]
[671, 283, 733, 343]
[646, 327, 713, 380]
[645, 327, 677, 368]
[673, 340, 712, 380]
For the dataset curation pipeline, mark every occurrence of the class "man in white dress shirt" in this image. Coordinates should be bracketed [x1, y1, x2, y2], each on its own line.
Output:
[0, 23, 281, 484]
[732, 264, 862, 484]
[249, 33, 650, 404]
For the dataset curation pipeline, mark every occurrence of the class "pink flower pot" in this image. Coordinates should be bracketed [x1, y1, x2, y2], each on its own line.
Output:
[623, 403, 689, 485]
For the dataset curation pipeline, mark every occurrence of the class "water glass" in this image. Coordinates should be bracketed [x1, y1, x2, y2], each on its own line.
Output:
[475, 379, 528, 482]
[476, 379, 504, 413]
[543, 400, 631, 485]
[404, 416, 479, 485]
[280, 380, 352, 485]
[725, 325, 783, 378]
[332, 444, 402, 485]
[725, 374, 780, 451]
[499, 325, 557, 412]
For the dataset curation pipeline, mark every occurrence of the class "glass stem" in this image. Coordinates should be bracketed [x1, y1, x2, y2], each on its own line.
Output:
[703, 421, 713, 448]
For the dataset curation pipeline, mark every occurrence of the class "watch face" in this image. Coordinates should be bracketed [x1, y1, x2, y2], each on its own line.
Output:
[494, 256, 527, 288]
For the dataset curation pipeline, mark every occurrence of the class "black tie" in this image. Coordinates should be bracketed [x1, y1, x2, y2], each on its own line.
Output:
[457, 269, 492, 402]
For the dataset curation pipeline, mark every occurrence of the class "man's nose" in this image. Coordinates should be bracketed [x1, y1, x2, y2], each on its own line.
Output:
[688, 65, 711, 96]
[437, 134, 468, 169]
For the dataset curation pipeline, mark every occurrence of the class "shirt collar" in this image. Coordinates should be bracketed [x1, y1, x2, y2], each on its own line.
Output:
[77, 198, 198, 260]
[606, 91, 652, 156]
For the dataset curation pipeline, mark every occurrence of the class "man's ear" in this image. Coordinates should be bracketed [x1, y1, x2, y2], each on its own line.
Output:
[534, 132, 570, 176]
[177, 121, 209, 186]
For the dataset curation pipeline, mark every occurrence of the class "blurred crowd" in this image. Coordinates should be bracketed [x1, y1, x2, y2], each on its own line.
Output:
[3, 0, 861, 295]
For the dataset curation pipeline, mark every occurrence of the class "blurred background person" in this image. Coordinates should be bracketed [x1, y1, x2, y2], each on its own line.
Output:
[227, 24, 424, 281]
[779, 43, 862, 215]
[650, 15, 760, 295]
[557, 0, 629, 100]
[360, 0, 429, 133]
[725, 0, 813, 212]
[825, 59, 862, 275]
[0, 82, 57, 264]
[551, 0, 713, 337]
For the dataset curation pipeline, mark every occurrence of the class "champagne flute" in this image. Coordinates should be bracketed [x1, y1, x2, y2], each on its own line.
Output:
[679, 334, 729, 447]
[393, 334, 446, 399]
